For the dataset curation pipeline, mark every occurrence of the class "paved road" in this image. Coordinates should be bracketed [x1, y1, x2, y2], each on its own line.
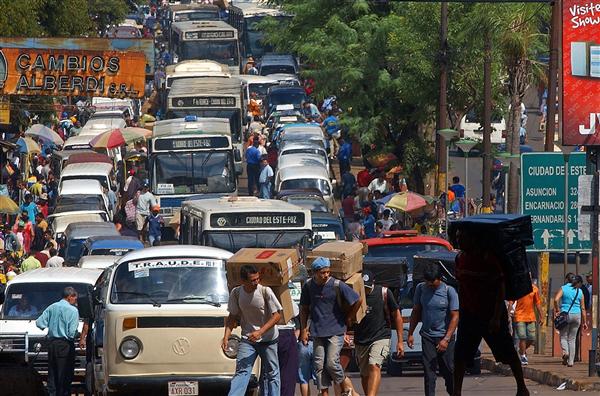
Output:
[324, 371, 580, 395]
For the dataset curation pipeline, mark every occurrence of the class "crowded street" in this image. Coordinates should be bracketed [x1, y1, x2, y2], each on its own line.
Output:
[0, 0, 599, 396]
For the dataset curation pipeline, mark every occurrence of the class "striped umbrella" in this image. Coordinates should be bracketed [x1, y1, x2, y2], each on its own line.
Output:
[16, 137, 41, 154]
[25, 124, 64, 145]
[385, 191, 434, 213]
[89, 127, 151, 149]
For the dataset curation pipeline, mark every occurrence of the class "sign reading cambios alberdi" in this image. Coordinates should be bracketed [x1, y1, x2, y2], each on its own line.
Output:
[0, 45, 146, 98]
[562, 0, 600, 145]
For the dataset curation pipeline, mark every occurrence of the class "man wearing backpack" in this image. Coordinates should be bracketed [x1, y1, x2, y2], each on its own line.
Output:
[222, 264, 283, 396]
[408, 264, 459, 396]
[299, 257, 362, 396]
[353, 270, 404, 396]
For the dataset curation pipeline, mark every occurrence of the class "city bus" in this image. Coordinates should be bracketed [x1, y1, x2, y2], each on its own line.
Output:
[169, 20, 240, 75]
[228, 2, 291, 60]
[179, 197, 313, 252]
[166, 77, 244, 145]
[150, 117, 239, 228]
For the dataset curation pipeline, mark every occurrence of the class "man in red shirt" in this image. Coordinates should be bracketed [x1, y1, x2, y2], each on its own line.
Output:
[357, 168, 374, 188]
[452, 229, 529, 396]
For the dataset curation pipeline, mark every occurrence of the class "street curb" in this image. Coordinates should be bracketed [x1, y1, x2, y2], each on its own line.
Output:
[481, 358, 600, 391]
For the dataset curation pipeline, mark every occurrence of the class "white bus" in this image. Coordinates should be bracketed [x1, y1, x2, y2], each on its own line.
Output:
[180, 197, 313, 252]
[170, 20, 240, 75]
[150, 117, 239, 226]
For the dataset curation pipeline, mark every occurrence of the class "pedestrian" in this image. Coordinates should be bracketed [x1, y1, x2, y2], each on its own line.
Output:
[299, 257, 362, 396]
[297, 338, 315, 396]
[258, 155, 274, 199]
[362, 207, 376, 239]
[36, 286, 79, 396]
[136, 183, 157, 242]
[449, 177, 465, 215]
[452, 229, 529, 396]
[367, 172, 387, 194]
[21, 252, 41, 272]
[321, 111, 340, 159]
[38, 193, 49, 217]
[46, 248, 64, 268]
[354, 270, 404, 396]
[31, 213, 46, 252]
[20, 194, 39, 225]
[374, 221, 384, 238]
[124, 169, 141, 201]
[145, 205, 164, 246]
[222, 265, 282, 396]
[553, 275, 587, 367]
[341, 170, 356, 201]
[338, 137, 352, 176]
[408, 264, 459, 396]
[380, 209, 395, 231]
[585, 273, 593, 311]
[511, 278, 542, 365]
[246, 138, 262, 196]
[345, 213, 364, 241]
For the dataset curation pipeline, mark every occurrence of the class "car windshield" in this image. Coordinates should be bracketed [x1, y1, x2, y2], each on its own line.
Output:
[268, 91, 306, 108]
[181, 40, 239, 66]
[261, 65, 296, 76]
[174, 11, 219, 22]
[281, 179, 331, 196]
[110, 259, 229, 304]
[312, 221, 343, 245]
[249, 83, 278, 99]
[204, 230, 310, 252]
[365, 243, 450, 270]
[153, 151, 236, 194]
[55, 196, 104, 213]
[281, 148, 326, 159]
[2, 282, 92, 320]
[286, 198, 328, 212]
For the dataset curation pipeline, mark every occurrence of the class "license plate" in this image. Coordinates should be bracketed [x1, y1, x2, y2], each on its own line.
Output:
[168, 381, 198, 396]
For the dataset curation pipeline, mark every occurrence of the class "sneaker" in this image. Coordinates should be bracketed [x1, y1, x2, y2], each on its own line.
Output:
[520, 354, 528, 365]
[562, 354, 569, 366]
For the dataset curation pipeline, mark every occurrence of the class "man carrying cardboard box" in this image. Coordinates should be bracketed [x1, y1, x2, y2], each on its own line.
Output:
[222, 265, 283, 396]
[299, 257, 362, 396]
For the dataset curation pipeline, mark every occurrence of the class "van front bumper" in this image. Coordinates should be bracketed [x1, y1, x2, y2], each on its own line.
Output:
[108, 374, 258, 392]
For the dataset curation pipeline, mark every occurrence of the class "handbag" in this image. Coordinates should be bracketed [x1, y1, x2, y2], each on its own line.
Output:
[554, 289, 579, 330]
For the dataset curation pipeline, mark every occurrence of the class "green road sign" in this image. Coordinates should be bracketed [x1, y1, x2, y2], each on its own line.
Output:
[521, 152, 590, 252]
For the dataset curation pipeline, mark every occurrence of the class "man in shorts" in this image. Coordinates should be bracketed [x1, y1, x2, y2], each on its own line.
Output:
[453, 229, 529, 396]
[135, 183, 156, 242]
[511, 279, 542, 365]
[353, 270, 403, 396]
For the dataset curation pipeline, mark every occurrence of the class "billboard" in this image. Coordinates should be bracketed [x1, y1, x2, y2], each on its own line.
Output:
[562, 0, 600, 145]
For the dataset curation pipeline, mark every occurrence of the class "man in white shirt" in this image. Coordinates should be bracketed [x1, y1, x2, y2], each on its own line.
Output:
[136, 183, 157, 241]
[368, 172, 388, 194]
[46, 248, 64, 267]
[259, 156, 274, 199]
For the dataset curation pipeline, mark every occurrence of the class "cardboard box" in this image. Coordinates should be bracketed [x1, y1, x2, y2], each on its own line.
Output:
[308, 241, 363, 280]
[344, 272, 367, 324]
[272, 284, 296, 325]
[226, 248, 300, 286]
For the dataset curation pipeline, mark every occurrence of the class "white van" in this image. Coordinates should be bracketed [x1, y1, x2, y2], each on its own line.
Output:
[58, 179, 112, 220]
[0, 268, 103, 383]
[63, 135, 93, 151]
[59, 162, 116, 192]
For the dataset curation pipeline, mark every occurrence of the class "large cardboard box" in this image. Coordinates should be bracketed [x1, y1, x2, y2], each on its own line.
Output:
[226, 248, 300, 286]
[308, 241, 364, 280]
[345, 272, 367, 324]
[272, 284, 296, 325]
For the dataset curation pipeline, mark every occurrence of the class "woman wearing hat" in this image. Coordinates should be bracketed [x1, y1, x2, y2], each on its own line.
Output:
[243, 56, 256, 74]
[554, 275, 588, 367]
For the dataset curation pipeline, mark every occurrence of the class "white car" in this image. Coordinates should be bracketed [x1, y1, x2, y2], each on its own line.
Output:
[459, 110, 506, 144]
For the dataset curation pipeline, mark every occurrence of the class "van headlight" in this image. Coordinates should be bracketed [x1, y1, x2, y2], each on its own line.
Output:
[119, 337, 141, 359]
[223, 335, 241, 359]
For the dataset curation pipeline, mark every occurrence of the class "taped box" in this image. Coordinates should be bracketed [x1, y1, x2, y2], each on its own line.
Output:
[307, 241, 364, 280]
[226, 248, 300, 286]
[345, 272, 367, 324]
[272, 284, 297, 325]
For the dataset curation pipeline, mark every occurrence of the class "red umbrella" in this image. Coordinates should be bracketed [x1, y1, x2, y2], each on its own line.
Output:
[88, 127, 151, 149]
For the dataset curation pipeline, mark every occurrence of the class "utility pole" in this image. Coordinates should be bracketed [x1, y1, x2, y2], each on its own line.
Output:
[437, 2, 449, 196]
[545, 0, 559, 152]
[482, 28, 492, 211]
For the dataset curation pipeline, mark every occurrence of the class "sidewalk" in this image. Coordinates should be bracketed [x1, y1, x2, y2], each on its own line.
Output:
[480, 327, 600, 391]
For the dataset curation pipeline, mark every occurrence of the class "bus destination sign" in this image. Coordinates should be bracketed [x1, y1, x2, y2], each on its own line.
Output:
[154, 136, 229, 151]
[185, 31, 235, 40]
[172, 96, 236, 108]
[210, 212, 305, 228]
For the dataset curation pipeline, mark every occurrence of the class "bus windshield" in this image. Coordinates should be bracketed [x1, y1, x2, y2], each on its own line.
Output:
[174, 11, 220, 22]
[181, 40, 239, 66]
[204, 230, 310, 252]
[166, 109, 241, 142]
[281, 179, 331, 196]
[153, 151, 236, 194]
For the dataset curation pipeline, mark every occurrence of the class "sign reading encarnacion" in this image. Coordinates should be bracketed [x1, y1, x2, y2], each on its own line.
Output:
[0, 47, 146, 98]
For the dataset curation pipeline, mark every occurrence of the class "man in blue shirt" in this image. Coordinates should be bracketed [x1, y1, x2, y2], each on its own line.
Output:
[337, 137, 352, 177]
[299, 257, 362, 396]
[20, 194, 38, 225]
[36, 286, 80, 396]
[322, 111, 340, 159]
[449, 177, 466, 215]
[246, 139, 262, 196]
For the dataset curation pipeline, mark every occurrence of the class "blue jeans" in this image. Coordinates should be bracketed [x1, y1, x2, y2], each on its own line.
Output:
[297, 340, 314, 385]
[313, 335, 345, 390]
[228, 340, 280, 396]
[259, 182, 271, 199]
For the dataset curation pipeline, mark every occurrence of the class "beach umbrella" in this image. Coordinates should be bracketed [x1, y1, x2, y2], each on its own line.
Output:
[25, 124, 64, 145]
[16, 137, 41, 154]
[385, 191, 434, 213]
[89, 127, 151, 149]
[0, 195, 20, 214]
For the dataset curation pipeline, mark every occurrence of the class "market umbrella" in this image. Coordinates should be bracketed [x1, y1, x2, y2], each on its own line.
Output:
[385, 191, 434, 213]
[0, 195, 20, 215]
[25, 124, 64, 145]
[89, 127, 151, 149]
[16, 137, 41, 154]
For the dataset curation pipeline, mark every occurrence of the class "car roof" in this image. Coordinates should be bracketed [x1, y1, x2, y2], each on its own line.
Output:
[65, 153, 112, 167]
[61, 162, 113, 176]
[59, 179, 103, 194]
[8, 267, 103, 285]
[311, 211, 341, 222]
[260, 54, 296, 66]
[78, 255, 119, 269]
[65, 222, 119, 239]
[280, 142, 326, 152]
[278, 165, 330, 181]
[277, 188, 324, 198]
[63, 135, 92, 147]
[51, 149, 96, 160]
[85, 235, 144, 249]
[268, 85, 305, 94]
[363, 234, 453, 250]
[115, 244, 234, 265]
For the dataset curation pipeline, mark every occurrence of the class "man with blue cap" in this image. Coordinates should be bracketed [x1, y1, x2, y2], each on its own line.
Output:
[299, 256, 361, 396]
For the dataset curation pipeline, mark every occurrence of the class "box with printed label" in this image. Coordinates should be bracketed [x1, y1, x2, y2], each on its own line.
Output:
[271, 284, 296, 325]
[345, 272, 367, 324]
[307, 241, 364, 280]
[226, 248, 300, 286]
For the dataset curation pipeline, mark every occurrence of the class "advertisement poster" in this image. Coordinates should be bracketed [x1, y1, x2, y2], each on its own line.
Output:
[562, 1, 600, 145]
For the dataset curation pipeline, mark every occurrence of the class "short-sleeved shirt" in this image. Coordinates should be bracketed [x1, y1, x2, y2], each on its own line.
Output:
[354, 285, 399, 345]
[414, 282, 459, 339]
[259, 165, 273, 184]
[246, 146, 261, 165]
[300, 276, 360, 338]
[560, 284, 582, 314]
[228, 284, 283, 342]
[450, 184, 466, 198]
[322, 115, 339, 135]
[513, 284, 540, 322]
[136, 192, 157, 216]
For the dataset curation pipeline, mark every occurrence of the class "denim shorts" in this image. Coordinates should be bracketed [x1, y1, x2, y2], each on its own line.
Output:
[515, 322, 536, 341]
[297, 340, 315, 385]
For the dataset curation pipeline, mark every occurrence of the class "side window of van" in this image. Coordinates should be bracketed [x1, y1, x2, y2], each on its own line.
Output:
[192, 219, 200, 245]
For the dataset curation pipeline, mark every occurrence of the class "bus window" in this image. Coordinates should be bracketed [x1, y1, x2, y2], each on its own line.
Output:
[179, 41, 239, 66]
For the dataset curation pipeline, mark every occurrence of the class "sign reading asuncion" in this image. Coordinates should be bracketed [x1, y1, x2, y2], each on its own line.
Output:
[0, 43, 146, 98]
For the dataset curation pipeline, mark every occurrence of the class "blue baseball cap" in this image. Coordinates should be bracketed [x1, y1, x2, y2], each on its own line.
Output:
[311, 256, 331, 271]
